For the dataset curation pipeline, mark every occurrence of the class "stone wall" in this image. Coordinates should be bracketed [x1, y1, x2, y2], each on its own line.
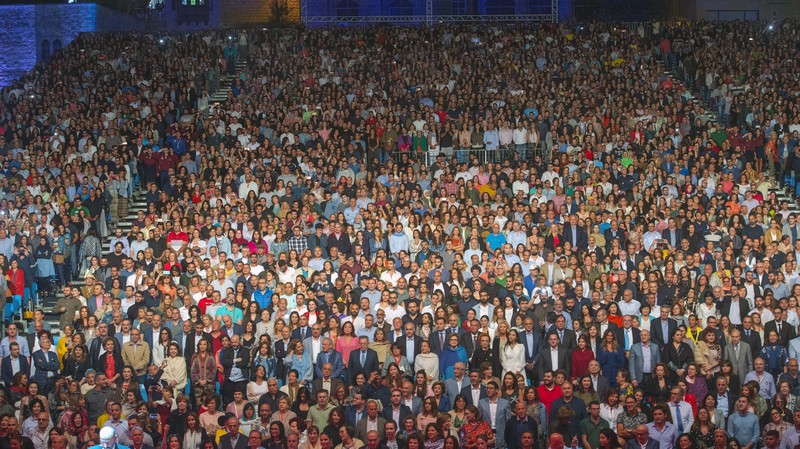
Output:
[0, 3, 147, 87]
[219, 0, 300, 26]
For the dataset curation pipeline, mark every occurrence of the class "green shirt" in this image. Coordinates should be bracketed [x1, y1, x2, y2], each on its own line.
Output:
[307, 403, 336, 429]
[580, 416, 610, 449]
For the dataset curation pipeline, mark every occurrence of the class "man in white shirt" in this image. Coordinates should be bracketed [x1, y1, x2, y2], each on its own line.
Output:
[382, 292, 406, 323]
[304, 324, 324, 368]
[618, 289, 642, 317]
[211, 269, 233, 297]
[479, 381, 510, 447]
[379, 259, 402, 289]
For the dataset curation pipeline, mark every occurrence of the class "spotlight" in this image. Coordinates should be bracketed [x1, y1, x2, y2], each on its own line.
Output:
[159, 38, 165, 45]
[768, 24, 775, 31]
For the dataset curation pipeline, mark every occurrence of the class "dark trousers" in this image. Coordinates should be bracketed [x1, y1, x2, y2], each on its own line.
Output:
[222, 378, 247, 406]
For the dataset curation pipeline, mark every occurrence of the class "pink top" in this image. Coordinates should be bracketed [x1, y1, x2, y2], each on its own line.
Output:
[336, 336, 360, 366]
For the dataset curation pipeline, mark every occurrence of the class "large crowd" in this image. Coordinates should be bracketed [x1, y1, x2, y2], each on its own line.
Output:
[1, 16, 800, 449]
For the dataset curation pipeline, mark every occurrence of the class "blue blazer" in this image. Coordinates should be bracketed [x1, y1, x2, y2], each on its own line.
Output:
[221, 324, 244, 338]
[479, 397, 510, 447]
[460, 384, 487, 406]
[346, 405, 366, 427]
[31, 349, 59, 391]
[291, 326, 311, 341]
[1, 355, 29, 386]
[315, 350, 345, 380]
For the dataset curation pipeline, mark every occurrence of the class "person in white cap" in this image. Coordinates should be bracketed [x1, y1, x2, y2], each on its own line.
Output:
[89, 427, 131, 449]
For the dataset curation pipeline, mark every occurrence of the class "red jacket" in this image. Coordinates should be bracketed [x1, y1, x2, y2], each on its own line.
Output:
[6, 268, 24, 297]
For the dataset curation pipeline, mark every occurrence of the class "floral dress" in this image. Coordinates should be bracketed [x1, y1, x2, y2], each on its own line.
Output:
[459, 419, 493, 449]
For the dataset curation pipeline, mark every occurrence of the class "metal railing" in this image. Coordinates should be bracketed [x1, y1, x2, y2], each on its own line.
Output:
[387, 145, 545, 166]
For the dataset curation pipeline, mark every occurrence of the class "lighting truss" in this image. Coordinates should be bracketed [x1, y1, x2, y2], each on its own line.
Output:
[303, 14, 556, 23]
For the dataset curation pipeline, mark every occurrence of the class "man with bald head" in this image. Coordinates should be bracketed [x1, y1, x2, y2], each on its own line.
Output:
[313, 362, 344, 397]
[315, 337, 344, 380]
[220, 334, 250, 405]
[624, 425, 658, 449]
[548, 433, 566, 449]
[629, 329, 660, 387]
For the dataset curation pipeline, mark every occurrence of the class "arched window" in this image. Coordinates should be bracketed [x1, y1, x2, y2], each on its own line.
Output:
[52, 39, 62, 53]
[41, 40, 51, 60]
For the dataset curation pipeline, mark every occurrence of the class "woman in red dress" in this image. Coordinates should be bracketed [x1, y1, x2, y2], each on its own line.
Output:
[571, 334, 595, 381]
[6, 259, 24, 299]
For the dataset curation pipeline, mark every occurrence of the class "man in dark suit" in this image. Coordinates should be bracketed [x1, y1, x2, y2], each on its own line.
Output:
[596, 309, 620, 341]
[445, 312, 466, 338]
[505, 401, 538, 449]
[459, 319, 482, 358]
[139, 313, 166, 349]
[738, 315, 762, 358]
[656, 277, 678, 307]
[313, 362, 345, 397]
[219, 335, 250, 406]
[624, 425, 659, 449]
[587, 360, 609, 399]
[356, 400, 386, 441]
[220, 315, 244, 339]
[764, 307, 796, 346]
[381, 388, 412, 423]
[315, 338, 345, 380]
[545, 315, 577, 351]
[291, 315, 311, 341]
[1, 342, 30, 387]
[273, 330, 293, 381]
[615, 315, 641, 352]
[714, 377, 735, 417]
[174, 321, 192, 356]
[26, 321, 49, 359]
[429, 318, 449, 355]
[563, 215, 588, 250]
[183, 320, 213, 361]
[328, 223, 352, 255]
[535, 333, 571, 380]
[460, 369, 487, 406]
[31, 335, 59, 395]
[519, 317, 542, 383]
[346, 392, 368, 427]
[717, 294, 751, 322]
[661, 220, 683, 249]
[394, 323, 422, 370]
[89, 322, 120, 370]
[650, 305, 678, 347]
[219, 415, 248, 449]
[348, 336, 380, 384]
[603, 220, 627, 253]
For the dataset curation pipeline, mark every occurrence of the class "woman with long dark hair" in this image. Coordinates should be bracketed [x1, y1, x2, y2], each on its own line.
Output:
[182, 412, 204, 449]
[266, 421, 288, 449]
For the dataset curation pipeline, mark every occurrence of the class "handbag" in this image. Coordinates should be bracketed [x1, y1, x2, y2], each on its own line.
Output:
[53, 254, 64, 264]
[23, 299, 33, 320]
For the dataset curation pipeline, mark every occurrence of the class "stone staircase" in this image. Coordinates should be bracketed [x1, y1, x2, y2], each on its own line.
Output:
[34, 190, 149, 333]
[208, 59, 247, 112]
[663, 62, 800, 215]
[31, 56, 245, 333]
